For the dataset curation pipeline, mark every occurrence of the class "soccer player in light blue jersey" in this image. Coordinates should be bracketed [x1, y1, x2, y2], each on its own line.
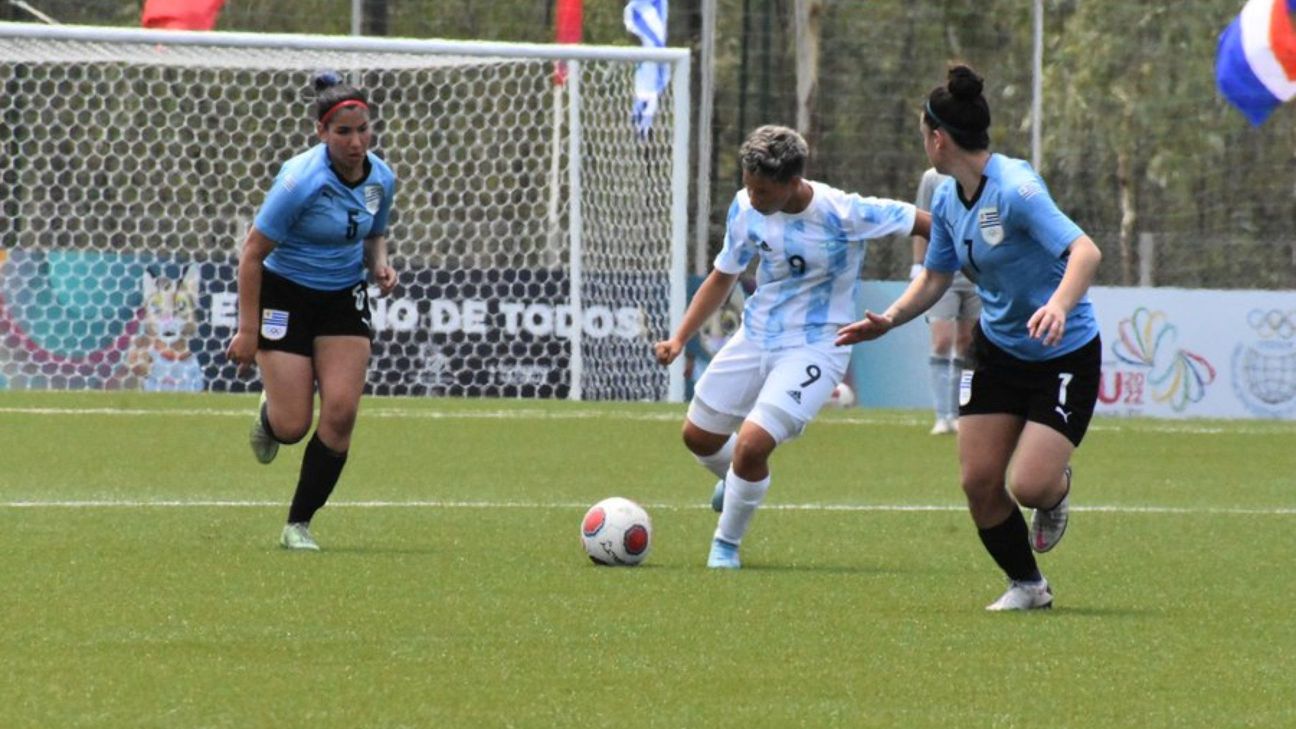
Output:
[226, 72, 398, 551]
[655, 125, 931, 569]
[838, 66, 1102, 611]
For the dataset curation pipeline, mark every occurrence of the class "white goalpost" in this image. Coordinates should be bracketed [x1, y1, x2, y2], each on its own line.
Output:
[0, 22, 690, 402]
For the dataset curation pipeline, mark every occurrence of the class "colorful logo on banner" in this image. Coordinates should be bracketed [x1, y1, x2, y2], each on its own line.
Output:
[1231, 308, 1296, 417]
[0, 250, 206, 392]
[1102, 307, 1216, 412]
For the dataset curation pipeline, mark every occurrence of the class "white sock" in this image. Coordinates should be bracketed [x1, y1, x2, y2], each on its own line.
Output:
[930, 356, 953, 420]
[694, 433, 736, 479]
[951, 357, 971, 419]
[715, 467, 770, 545]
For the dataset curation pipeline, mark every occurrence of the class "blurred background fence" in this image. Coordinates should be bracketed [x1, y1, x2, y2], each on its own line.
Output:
[5, 0, 1295, 290]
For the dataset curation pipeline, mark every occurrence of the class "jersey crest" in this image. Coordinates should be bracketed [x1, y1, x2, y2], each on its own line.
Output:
[363, 184, 384, 214]
[978, 207, 1004, 246]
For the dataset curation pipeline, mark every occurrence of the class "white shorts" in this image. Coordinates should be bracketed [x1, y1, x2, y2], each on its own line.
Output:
[687, 328, 851, 443]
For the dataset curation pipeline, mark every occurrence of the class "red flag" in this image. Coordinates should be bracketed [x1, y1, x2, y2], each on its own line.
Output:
[141, 0, 227, 30]
[554, 0, 583, 85]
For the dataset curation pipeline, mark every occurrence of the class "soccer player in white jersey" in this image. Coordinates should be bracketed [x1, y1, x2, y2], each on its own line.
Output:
[912, 167, 981, 435]
[226, 72, 398, 551]
[837, 66, 1103, 611]
[654, 125, 931, 569]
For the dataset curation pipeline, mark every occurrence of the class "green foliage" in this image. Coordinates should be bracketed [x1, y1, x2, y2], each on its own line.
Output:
[13, 1, 1296, 287]
[1, 391, 1294, 727]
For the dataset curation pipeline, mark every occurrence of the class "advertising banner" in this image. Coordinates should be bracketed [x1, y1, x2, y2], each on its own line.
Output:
[0, 250, 667, 399]
[849, 282, 1296, 420]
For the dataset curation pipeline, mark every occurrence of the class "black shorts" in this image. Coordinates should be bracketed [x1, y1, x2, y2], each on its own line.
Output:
[257, 270, 372, 357]
[960, 324, 1101, 446]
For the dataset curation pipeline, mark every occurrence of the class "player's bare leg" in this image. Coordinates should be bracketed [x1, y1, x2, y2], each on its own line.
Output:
[709, 420, 776, 569]
[280, 336, 368, 550]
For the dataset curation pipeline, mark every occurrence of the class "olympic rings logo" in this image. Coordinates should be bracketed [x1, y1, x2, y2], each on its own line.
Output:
[1246, 309, 1296, 340]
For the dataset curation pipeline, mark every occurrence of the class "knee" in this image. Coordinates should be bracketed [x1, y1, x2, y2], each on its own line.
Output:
[1007, 474, 1053, 509]
[274, 422, 309, 446]
[317, 407, 358, 440]
[960, 468, 1004, 509]
[732, 433, 773, 472]
[931, 333, 955, 355]
[270, 418, 310, 445]
[682, 422, 729, 457]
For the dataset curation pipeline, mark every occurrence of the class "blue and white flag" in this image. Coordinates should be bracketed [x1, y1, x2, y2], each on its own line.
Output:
[624, 0, 669, 137]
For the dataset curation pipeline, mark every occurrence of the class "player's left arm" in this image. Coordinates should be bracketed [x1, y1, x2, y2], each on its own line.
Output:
[365, 175, 397, 296]
[1029, 234, 1100, 346]
[364, 234, 396, 296]
[1013, 179, 1102, 346]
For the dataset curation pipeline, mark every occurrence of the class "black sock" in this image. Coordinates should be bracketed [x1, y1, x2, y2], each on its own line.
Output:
[287, 433, 348, 524]
[977, 509, 1042, 583]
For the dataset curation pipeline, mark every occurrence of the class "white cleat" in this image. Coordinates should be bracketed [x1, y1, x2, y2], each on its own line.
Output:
[249, 391, 279, 465]
[985, 579, 1053, 611]
[929, 417, 957, 435]
[706, 538, 741, 569]
[280, 522, 320, 551]
[1030, 465, 1071, 553]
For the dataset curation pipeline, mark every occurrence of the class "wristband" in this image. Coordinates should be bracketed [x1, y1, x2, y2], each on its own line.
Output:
[909, 264, 923, 280]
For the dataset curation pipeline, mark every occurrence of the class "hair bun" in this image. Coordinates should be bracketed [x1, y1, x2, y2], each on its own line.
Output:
[947, 65, 984, 100]
[313, 70, 343, 93]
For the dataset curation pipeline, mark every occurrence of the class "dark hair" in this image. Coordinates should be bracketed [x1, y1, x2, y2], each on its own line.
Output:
[740, 125, 808, 183]
[313, 70, 369, 125]
[923, 64, 990, 151]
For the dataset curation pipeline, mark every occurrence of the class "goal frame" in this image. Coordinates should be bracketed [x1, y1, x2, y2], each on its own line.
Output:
[0, 22, 691, 402]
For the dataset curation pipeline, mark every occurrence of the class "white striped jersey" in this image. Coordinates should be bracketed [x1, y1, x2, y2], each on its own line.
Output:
[714, 181, 916, 350]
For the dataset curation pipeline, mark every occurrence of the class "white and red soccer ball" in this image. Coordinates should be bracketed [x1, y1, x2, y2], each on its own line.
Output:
[827, 382, 856, 408]
[581, 497, 652, 566]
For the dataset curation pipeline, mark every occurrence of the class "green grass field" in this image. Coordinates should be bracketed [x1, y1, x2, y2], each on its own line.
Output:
[1, 391, 1293, 728]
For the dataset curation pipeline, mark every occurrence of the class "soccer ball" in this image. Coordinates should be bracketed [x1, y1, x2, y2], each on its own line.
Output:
[827, 382, 856, 408]
[581, 497, 652, 566]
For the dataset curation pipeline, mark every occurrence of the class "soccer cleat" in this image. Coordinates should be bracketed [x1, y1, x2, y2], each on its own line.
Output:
[985, 579, 1053, 611]
[249, 391, 279, 465]
[1030, 465, 1071, 553]
[707, 538, 741, 569]
[929, 417, 956, 435]
[280, 522, 320, 551]
[711, 479, 725, 513]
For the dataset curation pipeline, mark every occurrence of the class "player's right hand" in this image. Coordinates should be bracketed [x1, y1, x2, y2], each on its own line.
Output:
[226, 330, 258, 371]
[834, 311, 894, 346]
[653, 338, 683, 366]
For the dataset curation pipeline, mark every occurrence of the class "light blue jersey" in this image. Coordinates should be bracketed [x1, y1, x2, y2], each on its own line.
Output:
[715, 181, 916, 350]
[255, 144, 397, 290]
[924, 154, 1097, 361]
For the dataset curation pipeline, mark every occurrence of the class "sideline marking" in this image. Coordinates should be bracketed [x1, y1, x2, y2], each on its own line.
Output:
[1, 405, 1292, 435]
[1, 499, 1291, 516]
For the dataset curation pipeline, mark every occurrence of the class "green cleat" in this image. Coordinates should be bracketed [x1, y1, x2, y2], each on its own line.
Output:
[249, 391, 279, 465]
[280, 522, 320, 551]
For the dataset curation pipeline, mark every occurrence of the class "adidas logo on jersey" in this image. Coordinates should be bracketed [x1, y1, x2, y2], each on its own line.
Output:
[786, 390, 802, 404]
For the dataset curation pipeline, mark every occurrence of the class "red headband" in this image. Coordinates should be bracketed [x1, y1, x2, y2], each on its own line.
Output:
[320, 99, 369, 125]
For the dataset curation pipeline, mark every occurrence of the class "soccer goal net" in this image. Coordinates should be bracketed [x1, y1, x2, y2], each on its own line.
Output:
[0, 23, 689, 401]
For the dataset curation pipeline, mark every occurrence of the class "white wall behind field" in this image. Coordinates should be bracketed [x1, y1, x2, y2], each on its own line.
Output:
[849, 283, 1296, 421]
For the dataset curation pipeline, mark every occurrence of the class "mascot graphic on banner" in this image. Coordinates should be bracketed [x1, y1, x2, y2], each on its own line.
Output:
[127, 265, 206, 392]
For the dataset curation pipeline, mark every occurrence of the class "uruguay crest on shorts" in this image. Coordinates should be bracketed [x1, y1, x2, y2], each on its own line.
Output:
[261, 309, 289, 340]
